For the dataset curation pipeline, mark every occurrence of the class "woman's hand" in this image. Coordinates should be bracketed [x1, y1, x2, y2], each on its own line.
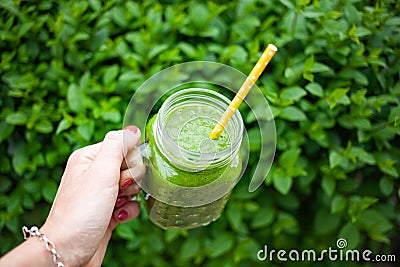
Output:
[40, 127, 145, 266]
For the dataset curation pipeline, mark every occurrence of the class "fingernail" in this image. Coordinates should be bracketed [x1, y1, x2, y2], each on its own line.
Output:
[121, 179, 133, 189]
[117, 210, 128, 221]
[116, 196, 128, 208]
[123, 126, 139, 134]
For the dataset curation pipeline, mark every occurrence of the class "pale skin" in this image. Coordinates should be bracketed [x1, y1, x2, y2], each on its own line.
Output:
[0, 126, 145, 267]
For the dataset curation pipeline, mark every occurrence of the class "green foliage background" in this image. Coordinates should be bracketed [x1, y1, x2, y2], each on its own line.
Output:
[1, 0, 399, 266]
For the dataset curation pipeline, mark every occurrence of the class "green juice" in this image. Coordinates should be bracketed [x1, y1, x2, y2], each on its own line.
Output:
[145, 104, 242, 229]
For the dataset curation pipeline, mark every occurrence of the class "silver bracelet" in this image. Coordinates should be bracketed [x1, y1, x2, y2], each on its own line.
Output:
[22, 226, 65, 267]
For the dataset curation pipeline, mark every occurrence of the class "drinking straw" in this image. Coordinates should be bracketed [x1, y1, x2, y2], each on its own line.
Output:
[209, 44, 278, 139]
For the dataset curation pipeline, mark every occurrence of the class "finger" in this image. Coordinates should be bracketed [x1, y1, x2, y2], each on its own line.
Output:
[63, 143, 102, 178]
[119, 183, 141, 197]
[115, 193, 138, 208]
[115, 195, 130, 208]
[87, 129, 141, 184]
[110, 201, 141, 229]
[121, 147, 143, 171]
[120, 165, 146, 190]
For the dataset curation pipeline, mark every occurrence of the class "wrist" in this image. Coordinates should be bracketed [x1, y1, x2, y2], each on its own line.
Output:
[0, 234, 59, 267]
[39, 224, 79, 267]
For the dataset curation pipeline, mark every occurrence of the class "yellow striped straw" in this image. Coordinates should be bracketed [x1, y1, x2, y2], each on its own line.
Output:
[209, 44, 278, 140]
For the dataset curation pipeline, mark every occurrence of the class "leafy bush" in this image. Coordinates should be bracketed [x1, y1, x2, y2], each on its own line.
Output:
[1, 0, 399, 266]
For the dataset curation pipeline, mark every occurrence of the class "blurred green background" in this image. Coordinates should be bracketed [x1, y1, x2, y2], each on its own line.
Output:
[1, 0, 399, 266]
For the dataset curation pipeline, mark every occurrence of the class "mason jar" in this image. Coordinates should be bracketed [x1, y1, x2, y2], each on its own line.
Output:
[143, 88, 244, 229]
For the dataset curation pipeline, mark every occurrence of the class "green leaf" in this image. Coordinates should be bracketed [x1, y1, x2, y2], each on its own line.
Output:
[0, 121, 14, 143]
[355, 27, 372, 38]
[67, 83, 85, 113]
[348, 196, 379, 223]
[281, 86, 307, 102]
[279, 106, 307, 121]
[338, 222, 360, 249]
[388, 105, 400, 123]
[340, 69, 369, 86]
[88, 0, 101, 11]
[56, 119, 72, 135]
[77, 121, 95, 141]
[12, 150, 29, 175]
[344, 5, 361, 25]
[251, 204, 275, 228]
[302, 7, 324, 18]
[164, 230, 182, 243]
[351, 147, 375, 165]
[358, 210, 392, 244]
[18, 21, 34, 37]
[349, 24, 359, 43]
[103, 65, 120, 86]
[22, 194, 35, 209]
[177, 42, 196, 57]
[226, 202, 247, 233]
[112, 6, 127, 28]
[305, 82, 324, 97]
[314, 209, 341, 235]
[189, 3, 209, 28]
[148, 44, 169, 60]
[45, 151, 58, 168]
[279, 0, 295, 9]
[42, 180, 57, 203]
[273, 212, 298, 235]
[90, 28, 109, 51]
[303, 55, 314, 72]
[6, 217, 19, 233]
[0, 176, 12, 194]
[102, 110, 121, 123]
[279, 147, 301, 169]
[206, 233, 234, 258]
[331, 195, 346, 214]
[179, 238, 200, 261]
[273, 169, 293, 195]
[312, 62, 331, 73]
[6, 111, 28, 125]
[303, 71, 314, 82]
[386, 17, 400, 26]
[321, 176, 335, 196]
[79, 72, 91, 90]
[327, 88, 350, 109]
[329, 150, 343, 169]
[379, 177, 394, 196]
[35, 119, 54, 134]
[378, 160, 399, 178]
[116, 223, 135, 240]
[353, 119, 371, 131]
[233, 238, 260, 262]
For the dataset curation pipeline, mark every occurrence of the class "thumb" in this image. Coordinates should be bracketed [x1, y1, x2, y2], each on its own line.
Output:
[88, 129, 141, 184]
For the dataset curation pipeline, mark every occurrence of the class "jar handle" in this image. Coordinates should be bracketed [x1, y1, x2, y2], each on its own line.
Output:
[121, 143, 148, 170]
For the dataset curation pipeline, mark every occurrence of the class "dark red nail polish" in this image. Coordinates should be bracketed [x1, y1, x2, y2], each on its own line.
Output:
[123, 126, 138, 134]
[117, 210, 128, 221]
[116, 196, 128, 208]
[121, 179, 133, 189]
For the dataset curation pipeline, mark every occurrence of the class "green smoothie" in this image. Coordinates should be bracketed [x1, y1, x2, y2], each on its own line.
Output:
[145, 103, 242, 229]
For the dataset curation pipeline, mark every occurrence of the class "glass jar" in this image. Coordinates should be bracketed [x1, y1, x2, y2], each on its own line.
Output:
[144, 88, 244, 229]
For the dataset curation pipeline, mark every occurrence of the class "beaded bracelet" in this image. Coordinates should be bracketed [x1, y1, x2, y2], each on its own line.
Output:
[22, 226, 65, 267]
